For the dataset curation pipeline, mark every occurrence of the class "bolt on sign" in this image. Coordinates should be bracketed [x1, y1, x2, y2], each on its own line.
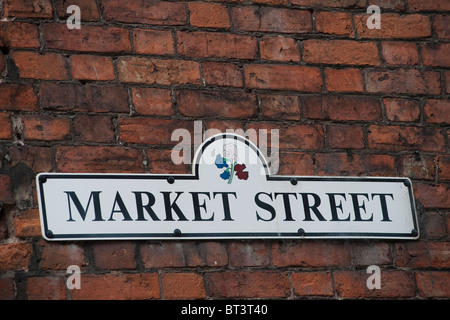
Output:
[37, 133, 419, 240]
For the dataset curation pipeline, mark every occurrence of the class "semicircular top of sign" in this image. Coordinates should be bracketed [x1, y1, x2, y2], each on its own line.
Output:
[192, 133, 270, 185]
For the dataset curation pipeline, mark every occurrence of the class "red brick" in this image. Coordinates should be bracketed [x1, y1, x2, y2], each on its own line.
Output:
[421, 43, 450, 67]
[334, 270, 415, 298]
[315, 11, 354, 37]
[381, 42, 419, 65]
[438, 155, 450, 181]
[146, 149, 191, 174]
[350, 242, 392, 266]
[14, 209, 41, 238]
[290, 0, 365, 7]
[327, 124, 364, 149]
[55, 146, 144, 173]
[272, 241, 351, 267]
[408, 0, 450, 11]
[11, 51, 69, 80]
[189, 2, 230, 29]
[303, 40, 379, 66]
[232, 7, 312, 33]
[354, 14, 431, 38]
[229, 241, 270, 267]
[368, 125, 445, 152]
[0, 113, 11, 140]
[301, 95, 381, 121]
[260, 94, 300, 120]
[278, 152, 314, 176]
[70, 55, 115, 81]
[416, 272, 450, 298]
[260, 36, 300, 62]
[0, 84, 37, 111]
[3, 0, 52, 18]
[446, 71, 450, 94]
[205, 271, 290, 298]
[141, 242, 228, 268]
[434, 15, 450, 39]
[383, 98, 420, 122]
[133, 29, 174, 55]
[423, 213, 448, 239]
[74, 115, 115, 143]
[27, 277, 66, 300]
[414, 183, 450, 208]
[397, 241, 450, 267]
[0, 242, 31, 271]
[43, 24, 131, 53]
[281, 124, 324, 150]
[117, 56, 200, 85]
[40, 83, 129, 113]
[395, 242, 429, 268]
[22, 114, 71, 141]
[202, 62, 243, 87]
[0, 277, 15, 300]
[55, 0, 100, 21]
[101, 0, 186, 25]
[177, 32, 257, 60]
[69, 273, 160, 300]
[0, 22, 40, 48]
[40, 242, 86, 270]
[316, 153, 395, 176]
[131, 87, 173, 116]
[244, 64, 322, 91]
[291, 272, 334, 297]
[428, 242, 450, 267]
[364, 69, 441, 94]
[176, 90, 257, 119]
[8, 146, 53, 173]
[325, 68, 363, 92]
[162, 273, 206, 299]
[424, 99, 450, 124]
[92, 242, 136, 270]
[396, 154, 435, 181]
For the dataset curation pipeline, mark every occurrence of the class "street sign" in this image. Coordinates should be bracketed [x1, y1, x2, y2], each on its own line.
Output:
[37, 133, 419, 240]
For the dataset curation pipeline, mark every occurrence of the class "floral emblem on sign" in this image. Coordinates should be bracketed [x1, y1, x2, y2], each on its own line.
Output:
[215, 143, 249, 184]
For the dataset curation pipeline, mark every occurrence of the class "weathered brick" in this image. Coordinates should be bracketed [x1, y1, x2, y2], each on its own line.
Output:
[0, 113, 11, 140]
[117, 56, 201, 85]
[281, 124, 324, 150]
[290, 0, 365, 7]
[3, 0, 52, 18]
[27, 277, 66, 300]
[22, 114, 71, 141]
[92, 242, 136, 270]
[146, 149, 191, 174]
[205, 271, 290, 298]
[43, 24, 131, 53]
[0, 22, 40, 48]
[131, 87, 174, 116]
[424, 99, 450, 124]
[69, 273, 160, 300]
[325, 68, 363, 92]
[101, 0, 186, 25]
[354, 14, 431, 38]
[303, 40, 379, 66]
[368, 125, 445, 152]
[278, 152, 314, 176]
[327, 124, 364, 149]
[244, 64, 322, 91]
[0, 277, 15, 300]
[350, 242, 392, 266]
[11, 51, 69, 80]
[0, 242, 31, 271]
[133, 29, 174, 55]
[55, 0, 100, 21]
[70, 55, 115, 81]
[395, 242, 430, 268]
[14, 208, 41, 238]
[396, 154, 435, 181]
[421, 43, 450, 67]
[202, 62, 243, 87]
[259, 36, 300, 62]
[40, 83, 129, 113]
[8, 146, 53, 173]
[55, 146, 144, 173]
[381, 42, 419, 65]
[0, 84, 38, 111]
[316, 153, 395, 176]
[364, 69, 441, 94]
[176, 90, 257, 119]
[422, 213, 448, 239]
[315, 11, 354, 37]
[260, 94, 300, 120]
[189, 2, 230, 29]
[416, 272, 450, 298]
[334, 270, 415, 298]
[414, 183, 450, 208]
[229, 241, 271, 267]
[177, 32, 257, 60]
[73, 115, 115, 143]
[408, 0, 450, 11]
[291, 272, 334, 297]
[40, 242, 86, 270]
[438, 155, 450, 181]
[433, 15, 450, 39]
[301, 95, 381, 121]
[383, 98, 421, 122]
[162, 273, 206, 299]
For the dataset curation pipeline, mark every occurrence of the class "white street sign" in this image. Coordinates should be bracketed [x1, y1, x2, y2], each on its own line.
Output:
[37, 133, 419, 240]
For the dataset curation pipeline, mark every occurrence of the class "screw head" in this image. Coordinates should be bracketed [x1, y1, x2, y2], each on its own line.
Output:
[173, 229, 181, 237]
[167, 176, 175, 184]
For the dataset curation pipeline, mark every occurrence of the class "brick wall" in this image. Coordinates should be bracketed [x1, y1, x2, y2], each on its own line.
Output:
[0, 0, 449, 300]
